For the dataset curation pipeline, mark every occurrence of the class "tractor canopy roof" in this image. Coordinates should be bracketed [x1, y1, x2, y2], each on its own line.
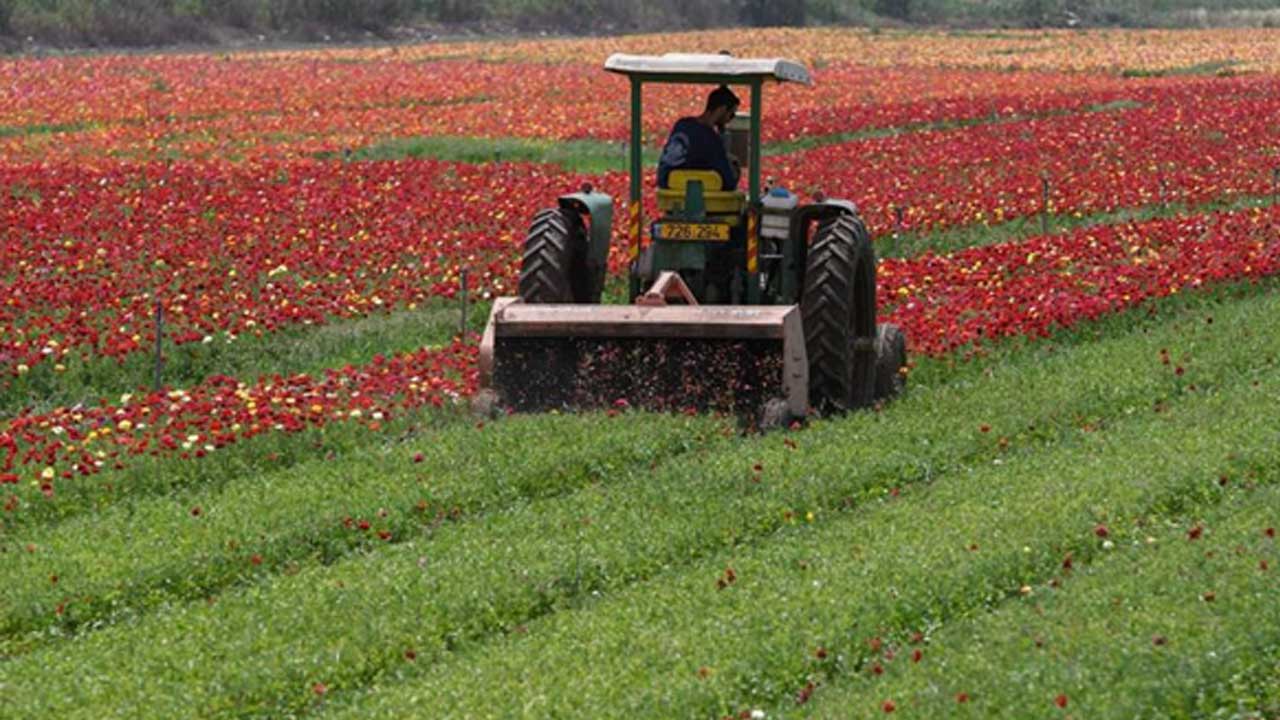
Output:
[604, 53, 813, 86]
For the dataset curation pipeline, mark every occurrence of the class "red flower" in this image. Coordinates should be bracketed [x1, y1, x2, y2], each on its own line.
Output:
[1055, 694, 1068, 708]
[882, 700, 896, 713]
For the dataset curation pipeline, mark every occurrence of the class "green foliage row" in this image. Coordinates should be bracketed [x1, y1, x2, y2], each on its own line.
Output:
[0, 411, 727, 651]
[802, 484, 1280, 717]
[319, 295, 1280, 718]
[2, 281, 1274, 717]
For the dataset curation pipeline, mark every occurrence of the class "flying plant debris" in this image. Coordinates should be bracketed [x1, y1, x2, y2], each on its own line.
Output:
[492, 336, 787, 421]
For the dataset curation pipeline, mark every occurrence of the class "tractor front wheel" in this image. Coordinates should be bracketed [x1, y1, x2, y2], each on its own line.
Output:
[518, 207, 600, 303]
[800, 212, 878, 414]
[873, 322, 908, 402]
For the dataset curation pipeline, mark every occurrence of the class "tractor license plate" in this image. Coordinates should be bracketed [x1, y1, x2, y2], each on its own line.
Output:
[656, 222, 731, 242]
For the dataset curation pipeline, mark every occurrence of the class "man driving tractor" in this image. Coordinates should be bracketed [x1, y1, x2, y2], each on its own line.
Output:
[657, 85, 741, 191]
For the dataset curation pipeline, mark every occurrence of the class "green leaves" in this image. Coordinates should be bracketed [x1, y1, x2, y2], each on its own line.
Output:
[5, 268, 1279, 719]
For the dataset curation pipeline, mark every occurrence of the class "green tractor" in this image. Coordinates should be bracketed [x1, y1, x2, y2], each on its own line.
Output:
[478, 53, 906, 424]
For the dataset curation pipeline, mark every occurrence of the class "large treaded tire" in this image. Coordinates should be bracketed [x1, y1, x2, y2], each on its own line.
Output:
[873, 322, 908, 402]
[801, 212, 878, 414]
[518, 207, 599, 303]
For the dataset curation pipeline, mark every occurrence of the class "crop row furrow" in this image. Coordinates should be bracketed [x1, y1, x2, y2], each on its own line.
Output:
[315, 301, 1280, 719]
[0, 411, 728, 654]
[799, 480, 1280, 718]
[0, 281, 1273, 718]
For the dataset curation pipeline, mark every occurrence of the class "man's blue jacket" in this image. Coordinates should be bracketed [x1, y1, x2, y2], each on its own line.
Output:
[657, 117, 739, 191]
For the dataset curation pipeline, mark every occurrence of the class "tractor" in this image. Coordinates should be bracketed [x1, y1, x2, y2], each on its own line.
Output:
[477, 53, 906, 425]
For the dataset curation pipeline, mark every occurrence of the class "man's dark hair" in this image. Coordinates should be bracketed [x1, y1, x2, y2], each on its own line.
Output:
[705, 85, 740, 113]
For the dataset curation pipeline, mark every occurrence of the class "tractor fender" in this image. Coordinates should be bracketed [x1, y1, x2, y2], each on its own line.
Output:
[789, 199, 860, 248]
[797, 199, 859, 225]
[780, 199, 866, 304]
[558, 191, 614, 274]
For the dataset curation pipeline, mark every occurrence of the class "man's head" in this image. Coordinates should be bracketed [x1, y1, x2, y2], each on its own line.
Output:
[702, 85, 740, 131]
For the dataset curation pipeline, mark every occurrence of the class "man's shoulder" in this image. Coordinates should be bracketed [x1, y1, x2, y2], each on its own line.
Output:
[671, 116, 700, 131]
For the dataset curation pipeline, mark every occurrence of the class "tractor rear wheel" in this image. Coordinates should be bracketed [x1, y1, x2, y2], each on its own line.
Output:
[801, 212, 878, 414]
[518, 207, 600, 303]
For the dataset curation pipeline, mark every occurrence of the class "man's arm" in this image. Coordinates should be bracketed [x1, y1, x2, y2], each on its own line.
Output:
[709, 134, 740, 191]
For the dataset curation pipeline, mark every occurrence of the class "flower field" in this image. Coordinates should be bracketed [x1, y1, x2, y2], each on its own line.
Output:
[1, 27, 1279, 718]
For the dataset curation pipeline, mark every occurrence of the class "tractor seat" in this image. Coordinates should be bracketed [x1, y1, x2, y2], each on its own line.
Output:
[657, 169, 746, 218]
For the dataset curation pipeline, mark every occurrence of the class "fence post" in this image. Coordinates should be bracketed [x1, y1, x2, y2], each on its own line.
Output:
[1040, 176, 1051, 236]
[893, 206, 906, 256]
[459, 268, 469, 337]
[153, 298, 164, 392]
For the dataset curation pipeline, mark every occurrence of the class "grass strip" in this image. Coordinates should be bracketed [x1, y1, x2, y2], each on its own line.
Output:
[1, 299, 471, 418]
[801, 483, 1280, 718]
[343, 97, 1142, 174]
[0, 121, 91, 138]
[875, 192, 1280, 258]
[0, 279, 1273, 717]
[343, 135, 650, 175]
[0, 411, 727, 654]
[763, 98, 1140, 157]
[321, 302, 1279, 719]
[1, 396, 473, 533]
[1121, 60, 1241, 77]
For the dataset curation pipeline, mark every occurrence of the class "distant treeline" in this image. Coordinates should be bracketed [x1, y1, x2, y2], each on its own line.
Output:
[1, 0, 1276, 48]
